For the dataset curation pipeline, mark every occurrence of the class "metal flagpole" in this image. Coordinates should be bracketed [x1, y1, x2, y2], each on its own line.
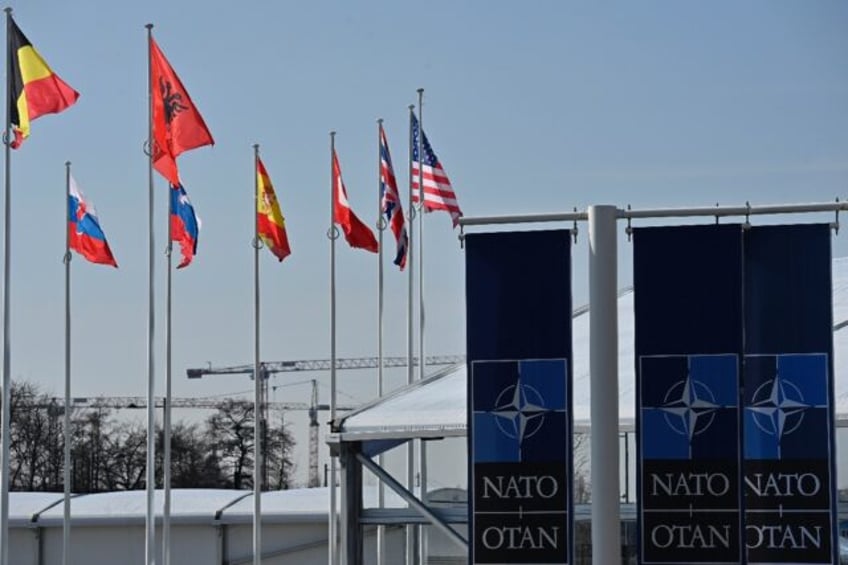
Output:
[328, 131, 338, 565]
[144, 23, 157, 565]
[62, 161, 72, 565]
[163, 177, 173, 565]
[376, 119, 386, 565]
[416, 87, 429, 565]
[405, 104, 416, 565]
[1, 10, 13, 565]
[252, 143, 262, 565]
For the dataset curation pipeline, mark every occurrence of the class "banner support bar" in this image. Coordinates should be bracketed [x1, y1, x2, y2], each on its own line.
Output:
[459, 200, 848, 228]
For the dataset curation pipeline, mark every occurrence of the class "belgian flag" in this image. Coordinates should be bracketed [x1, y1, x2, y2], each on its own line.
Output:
[8, 17, 79, 148]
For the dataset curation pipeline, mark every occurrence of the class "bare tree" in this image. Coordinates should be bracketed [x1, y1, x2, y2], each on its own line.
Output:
[207, 400, 255, 489]
[101, 421, 147, 491]
[265, 411, 296, 490]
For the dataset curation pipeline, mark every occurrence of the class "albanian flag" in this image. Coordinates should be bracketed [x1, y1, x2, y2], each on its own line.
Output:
[150, 37, 213, 185]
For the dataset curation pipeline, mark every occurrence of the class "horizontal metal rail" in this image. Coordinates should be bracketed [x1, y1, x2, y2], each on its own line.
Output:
[459, 200, 846, 227]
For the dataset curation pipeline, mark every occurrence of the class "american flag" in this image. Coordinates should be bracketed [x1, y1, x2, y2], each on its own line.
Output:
[411, 114, 463, 227]
[380, 124, 408, 269]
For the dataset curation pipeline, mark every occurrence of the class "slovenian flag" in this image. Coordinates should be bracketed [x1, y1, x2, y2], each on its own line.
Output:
[68, 176, 117, 267]
[170, 183, 200, 268]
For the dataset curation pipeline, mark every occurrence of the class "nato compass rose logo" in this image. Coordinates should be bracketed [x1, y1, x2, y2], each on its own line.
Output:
[489, 375, 549, 445]
[659, 374, 719, 442]
[746, 370, 817, 457]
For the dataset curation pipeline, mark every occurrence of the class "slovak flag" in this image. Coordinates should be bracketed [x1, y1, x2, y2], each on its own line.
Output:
[68, 176, 117, 267]
[380, 124, 408, 269]
[170, 183, 200, 269]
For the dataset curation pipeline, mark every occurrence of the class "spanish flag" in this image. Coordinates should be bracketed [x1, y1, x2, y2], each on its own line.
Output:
[257, 157, 291, 262]
[9, 17, 79, 149]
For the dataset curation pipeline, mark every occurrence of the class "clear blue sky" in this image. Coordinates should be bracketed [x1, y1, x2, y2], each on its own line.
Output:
[6, 1, 848, 485]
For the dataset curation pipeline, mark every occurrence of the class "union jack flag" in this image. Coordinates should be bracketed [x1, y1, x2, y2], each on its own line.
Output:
[411, 114, 463, 227]
[380, 124, 408, 269]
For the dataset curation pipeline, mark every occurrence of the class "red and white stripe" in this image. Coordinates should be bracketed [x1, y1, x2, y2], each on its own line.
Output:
[411, 161, 462, 227]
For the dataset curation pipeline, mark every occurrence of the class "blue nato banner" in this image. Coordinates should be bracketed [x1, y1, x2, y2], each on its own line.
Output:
[634, 223, 836, 565]
[634, 224, 744, 565]
[743, 224, 836, 564]
[465, 230, 573, 565]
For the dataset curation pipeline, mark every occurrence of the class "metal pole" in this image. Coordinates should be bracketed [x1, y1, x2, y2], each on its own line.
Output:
[405, 105, 416, 565]
[163, 181, 173, 565]
[416, 88, 428, 565]
[329, 131, 338, 565]
[376, 119, 386, 565]
[0, 8, 9, 555]
[144, 23, 157, 565]
[62, 162, 72, 565]
[252, 143, 262, 565]
[588, 205, 619, 565]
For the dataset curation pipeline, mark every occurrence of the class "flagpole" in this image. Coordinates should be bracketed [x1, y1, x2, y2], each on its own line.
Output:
[405, 104, 416, 565]
[252, 143, 262, 565]
[416, 87, 429, 565]
[375, 119, 386, 565]
[62, 161, 72, 565]
[144, 22, 157, 565]
[163, 178, 174, 565]
[328, 131, 338, 565]
[1, 9, 14, 565]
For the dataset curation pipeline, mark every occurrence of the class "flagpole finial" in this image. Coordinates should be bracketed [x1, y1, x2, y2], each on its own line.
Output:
[417, 88, 424, 94]
[65, 161, 71, 167]
[377, 118, 383, 125]
[330, 131, 336, 139]
[4, 7, 12, 15]
[408, 105, 414, 111]
[253, 143, 259, 151]
[145, 23, 153, 30]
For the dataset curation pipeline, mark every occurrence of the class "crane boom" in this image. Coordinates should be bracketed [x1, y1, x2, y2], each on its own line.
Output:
[42, 396, 356, 412]
[186, 355, 465, 379]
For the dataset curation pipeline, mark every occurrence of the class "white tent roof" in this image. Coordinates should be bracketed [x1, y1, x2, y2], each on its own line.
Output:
[12, 486, 416, 527]
[338, 257, 848, 440]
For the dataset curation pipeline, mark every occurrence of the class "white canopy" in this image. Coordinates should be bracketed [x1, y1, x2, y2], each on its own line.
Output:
[337, 257, 848, 440]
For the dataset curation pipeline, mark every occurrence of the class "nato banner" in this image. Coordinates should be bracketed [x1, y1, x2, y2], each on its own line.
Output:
[743, 224, 837, 564]
[634, 224, 744, 564]
[466, 230, 573, 564]
[634, 223, 836, 565]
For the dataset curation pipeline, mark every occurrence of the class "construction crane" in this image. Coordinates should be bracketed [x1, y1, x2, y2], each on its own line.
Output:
[50, 396, 314, 411]
[186, 355, 464, 488]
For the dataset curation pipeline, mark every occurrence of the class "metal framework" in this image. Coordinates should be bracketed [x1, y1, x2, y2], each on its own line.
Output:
[331, 199, 846, 565]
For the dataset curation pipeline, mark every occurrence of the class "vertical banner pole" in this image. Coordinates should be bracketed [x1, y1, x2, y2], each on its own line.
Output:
[405, 105, 416, 565]
[144, 23, 157, 565]
[415, 87, 428, 565]
[588, 205, 620, 565]
[329, 131, 338, 565]
[252, 143, 262, 565]
[375, 119, 386, 565]
[62, 161, 72, 565]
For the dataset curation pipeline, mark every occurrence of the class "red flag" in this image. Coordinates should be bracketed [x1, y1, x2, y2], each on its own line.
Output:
[150, 37, 213, 185]
[333, 150, 378, 253]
